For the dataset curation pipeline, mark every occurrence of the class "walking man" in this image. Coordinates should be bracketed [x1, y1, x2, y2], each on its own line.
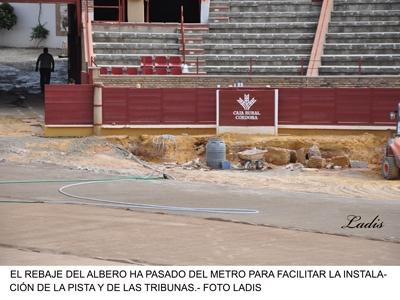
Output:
[35, 48, 54, 94]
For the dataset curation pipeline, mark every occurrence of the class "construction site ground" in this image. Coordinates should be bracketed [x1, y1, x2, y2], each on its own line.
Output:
[0, 92, 399, 265]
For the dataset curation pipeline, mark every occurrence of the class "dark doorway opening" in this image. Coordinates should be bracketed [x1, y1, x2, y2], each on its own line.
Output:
[94, 0, 120, 21]
[68, 4, 81, 84]
[149, 0, 200, 23]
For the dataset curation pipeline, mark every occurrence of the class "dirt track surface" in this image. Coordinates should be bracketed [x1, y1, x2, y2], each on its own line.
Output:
[1, 203, 400, 265]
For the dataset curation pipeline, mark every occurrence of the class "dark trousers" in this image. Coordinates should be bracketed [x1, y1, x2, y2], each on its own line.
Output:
[40, 68, 52, 93]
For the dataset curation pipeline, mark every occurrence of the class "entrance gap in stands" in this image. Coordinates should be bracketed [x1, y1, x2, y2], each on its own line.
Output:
[149, 0, 200, 23]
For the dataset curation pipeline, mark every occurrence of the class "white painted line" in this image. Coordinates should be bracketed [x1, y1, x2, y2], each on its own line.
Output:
[216, 89, 220, 135]
[46, 125, 94, 128]
[218, 126, 276, 135]
[274, 89, 279, 136]
[278, 125, 396, 130]
[101, 125, 216, 129]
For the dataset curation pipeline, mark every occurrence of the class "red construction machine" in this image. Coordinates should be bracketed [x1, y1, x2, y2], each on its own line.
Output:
[382, 103, 400, 180]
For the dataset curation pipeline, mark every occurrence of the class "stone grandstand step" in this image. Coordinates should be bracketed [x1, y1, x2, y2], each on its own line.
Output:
[209, 11, 320, 23]
[333, 0, 400, 11]
[209, 4, 230, 13]
[93, 43, 179, 54]
[227, 0, 322, 13]
[92, 32, 179, 44]
[209, 16, 230, 23]
[203, 32, 315, 44]
[94, 55, 140, 65]
[324, 43, 400, 55]
[203, 65, 306, 75]
[208, 22, 317, 34]
[203, 55, 309, 67]
[326, 32, 400, 44]
[319, 65, 400, 76]
[331, 10, 400, 22]
[203, 43, 312, 55]
[321, 55, 400, 66]
[93, 54, 182, 66]
[186, 58, 206, 66]
[329, 21, 400, 33]
[92, 22, 178, 33]
[181, 48, 205, 55]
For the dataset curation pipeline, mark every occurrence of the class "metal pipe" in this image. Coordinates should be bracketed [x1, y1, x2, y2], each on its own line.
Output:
[180, 5, 186, 64]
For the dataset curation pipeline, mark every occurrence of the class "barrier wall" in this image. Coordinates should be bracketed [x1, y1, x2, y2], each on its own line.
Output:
[44, 86, 399, 133]
[45, 84, 93, 125]
[279, 88, 399, 126]
[102, 87, 216, 125]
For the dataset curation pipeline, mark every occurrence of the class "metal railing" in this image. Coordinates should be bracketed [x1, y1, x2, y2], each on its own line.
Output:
[180, 5, 186, 64]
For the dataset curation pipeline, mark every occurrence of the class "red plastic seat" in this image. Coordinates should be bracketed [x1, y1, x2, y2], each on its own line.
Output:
[169, 56, 182, 66]
[155, 66, 168, 75]
[142, 66, 154, 75]
[155, 56, 168, 66]
[140, 56, 153, 67]
[126, 67, 138, 75]
[111, 67, 123, 75]
[170, 66, 182, 75]
[100, 67, 108, 75]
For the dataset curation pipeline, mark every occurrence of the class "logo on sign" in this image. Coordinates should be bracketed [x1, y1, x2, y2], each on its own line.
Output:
[233, 94, 261, 120]
[237, 94, 256, 111]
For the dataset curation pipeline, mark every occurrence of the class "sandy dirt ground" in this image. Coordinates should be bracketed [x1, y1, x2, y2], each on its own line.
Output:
[0, 98, 398, 202]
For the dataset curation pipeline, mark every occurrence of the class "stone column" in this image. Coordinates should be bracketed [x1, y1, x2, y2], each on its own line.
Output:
[93, 82, 103, 136]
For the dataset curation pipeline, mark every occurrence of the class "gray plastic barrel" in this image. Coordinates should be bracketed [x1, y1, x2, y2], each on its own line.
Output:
[206, 138, 226, 169]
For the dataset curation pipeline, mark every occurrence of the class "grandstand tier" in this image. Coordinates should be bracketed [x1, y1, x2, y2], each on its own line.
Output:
[90, 0, 400, 76]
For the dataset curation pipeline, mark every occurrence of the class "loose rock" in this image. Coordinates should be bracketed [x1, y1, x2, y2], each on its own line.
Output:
[331, 155, 350, 168]
[307, 145, 321, 159]
[285, 163, 304, 171]
[307, 156, 325, 169]
[296, 148, 306, 164]
[289, 150, 297, 163]
[264, 147, 290, 165]
[350, 160, 368, 169]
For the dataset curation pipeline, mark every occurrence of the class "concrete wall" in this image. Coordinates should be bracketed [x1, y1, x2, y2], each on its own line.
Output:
[127, 0, 144, 22]
[0, 3, 67, 48]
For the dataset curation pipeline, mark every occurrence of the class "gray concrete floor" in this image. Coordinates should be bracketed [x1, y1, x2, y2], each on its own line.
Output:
[0, 162, 399, 265]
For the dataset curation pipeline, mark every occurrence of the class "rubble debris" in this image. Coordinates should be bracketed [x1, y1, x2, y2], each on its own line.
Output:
[296, 148, 306, 165]
[350, 160, 369, 169]
[331, 155, 350, 168]
[289, 150, 297, 163]
[195, 144, 205, 155]
[307, 156, 326, 169]
[182, 158, 209, 170]
[320, 148, 347, 159]
[285, 163, 304, 171]
[238, 148, 267, 161]
[163, 162, 178, 169]
[264, 147, 290, 165]
[307, 145, 321, 159]
[325, 162, 334, 169]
